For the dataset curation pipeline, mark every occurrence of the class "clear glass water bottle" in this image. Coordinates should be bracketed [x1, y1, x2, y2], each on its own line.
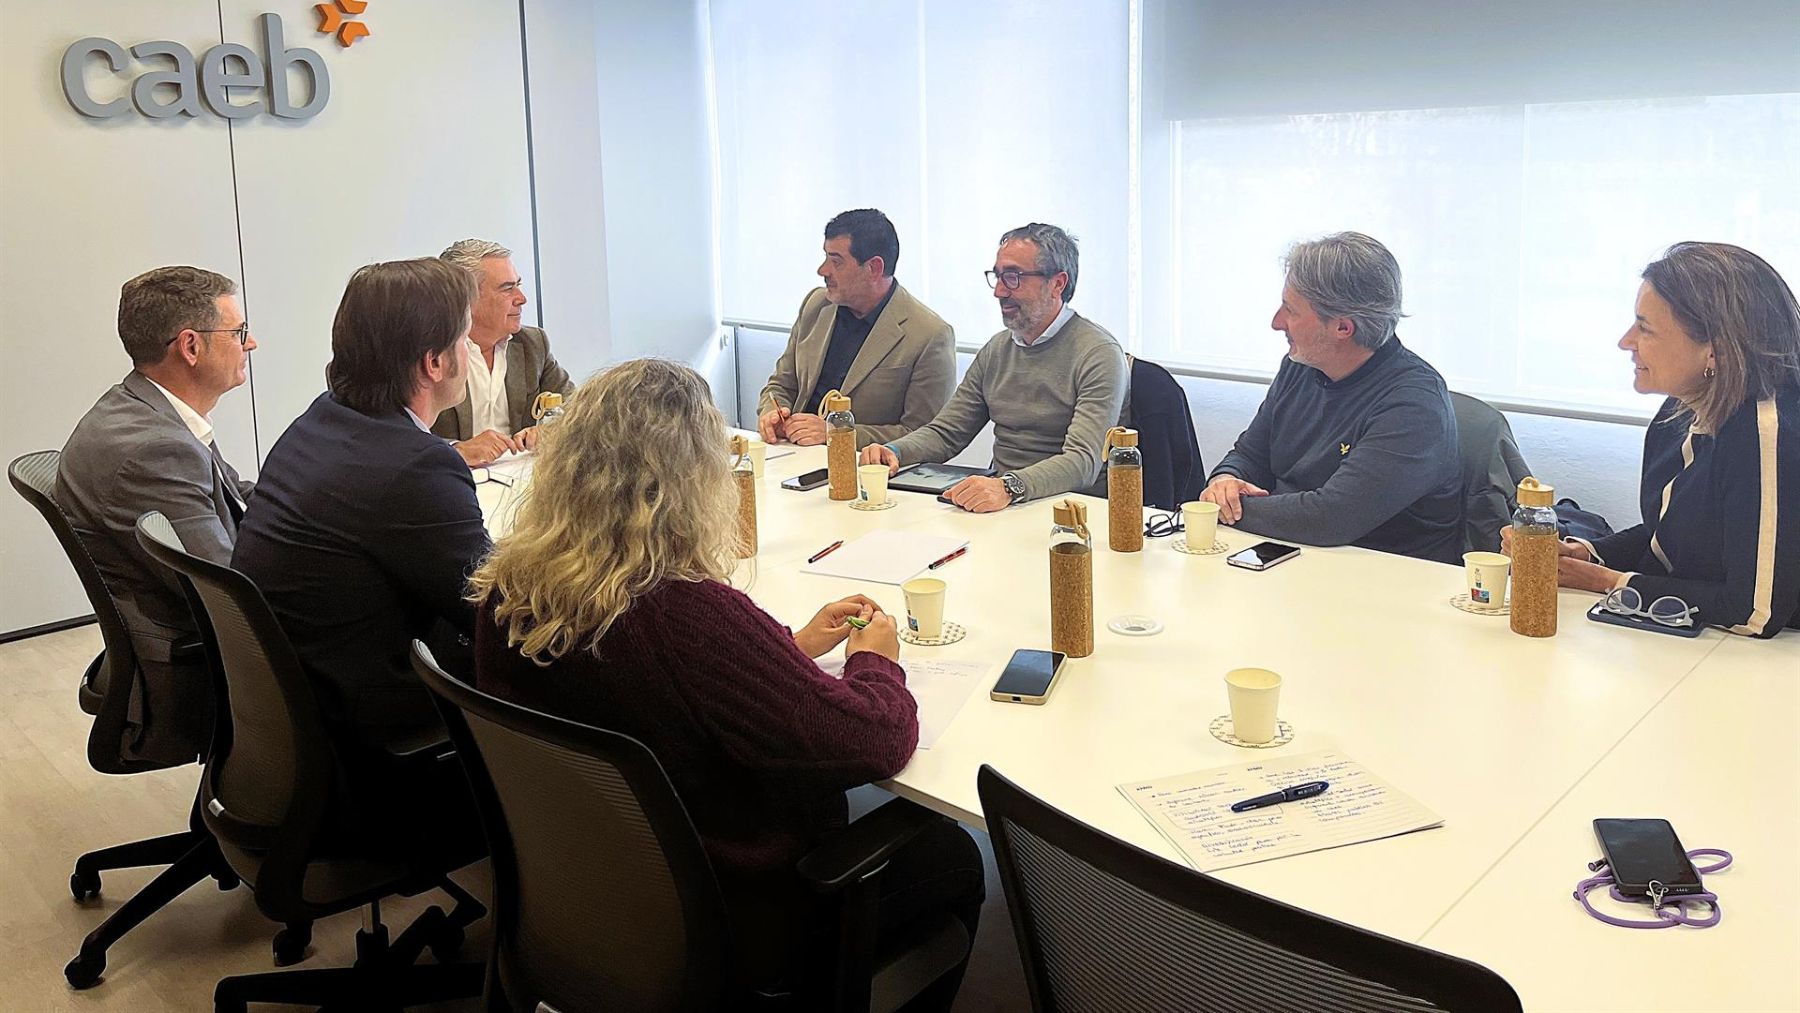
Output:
[532, 391, 566, 426]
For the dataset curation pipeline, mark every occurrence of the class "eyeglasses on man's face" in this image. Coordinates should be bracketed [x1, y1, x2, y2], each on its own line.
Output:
[985, 268, 1050, 292]
[167, 323, 252, 348]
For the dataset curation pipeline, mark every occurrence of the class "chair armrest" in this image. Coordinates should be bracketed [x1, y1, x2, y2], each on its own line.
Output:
[796, 797, 944, 892]
[384, 726, 457, 763]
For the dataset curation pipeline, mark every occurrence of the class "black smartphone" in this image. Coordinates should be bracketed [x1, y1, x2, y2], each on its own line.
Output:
[781, 468, 830, 492]
[990, 649, 1068, 705]
[1593, 818, 1705, 900]
[1226, 540, 1301, 571]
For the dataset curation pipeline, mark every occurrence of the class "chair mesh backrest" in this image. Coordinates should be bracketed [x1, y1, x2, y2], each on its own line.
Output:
[9, 450, 134, 669]
[137, 512, 296, 829]
[1004, 819, 1448, 1013]
[463, 709, 694, 1009]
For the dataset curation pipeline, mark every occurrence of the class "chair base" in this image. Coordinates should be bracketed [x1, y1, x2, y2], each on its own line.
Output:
[65, 830, 240, 989]
[213, 882, 487, 1012]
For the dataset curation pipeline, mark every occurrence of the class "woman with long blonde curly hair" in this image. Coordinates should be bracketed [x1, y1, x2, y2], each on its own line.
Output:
[469, 358, 983, 1001]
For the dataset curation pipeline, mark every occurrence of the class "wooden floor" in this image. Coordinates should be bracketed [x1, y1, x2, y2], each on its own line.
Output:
[0, 625, 1029, 1011]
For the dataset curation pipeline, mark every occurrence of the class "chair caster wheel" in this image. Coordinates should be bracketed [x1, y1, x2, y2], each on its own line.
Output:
[429, 925, 465, 962]
[70, 869, 101, 901]
[273, 924, 312, 966]
[214, 871, 240, 891]
[65, 950, 105, 989]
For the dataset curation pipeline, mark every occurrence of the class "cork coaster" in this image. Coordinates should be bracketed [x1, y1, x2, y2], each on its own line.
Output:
[1208, 714, 1296, 749]
[848, 498, 898, 512]
[1172, 537, 1230, 556]
[900, 621, 966, 647]
[1449, 594, 1511, 617]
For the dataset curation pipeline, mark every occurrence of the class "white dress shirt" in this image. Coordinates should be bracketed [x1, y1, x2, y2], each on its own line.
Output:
[145, 376, 215, 445]
[465, 335, 511, 435]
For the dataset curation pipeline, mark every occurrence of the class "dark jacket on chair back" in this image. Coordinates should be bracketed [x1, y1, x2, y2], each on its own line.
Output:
[1123, 356, 1207, 510]
[234, 392, 491, 750]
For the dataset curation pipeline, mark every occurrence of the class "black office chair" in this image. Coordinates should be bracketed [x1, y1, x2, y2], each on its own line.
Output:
[135, 512, 485, 1012]
[976, 765, 1523, 1013]
[412, 640, 973, 1012]
[8, 450, 239, 989]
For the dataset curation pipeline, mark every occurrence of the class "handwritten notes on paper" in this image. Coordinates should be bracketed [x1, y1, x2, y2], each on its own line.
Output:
[1118, 750, 1443, 872]
[815, 657, 990, 748]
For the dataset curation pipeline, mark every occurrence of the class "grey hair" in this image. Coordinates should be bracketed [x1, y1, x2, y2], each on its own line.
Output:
[439, 238, 512, 276]
[1283, 232, 1405, 349]
[999, 223, 1080, 303]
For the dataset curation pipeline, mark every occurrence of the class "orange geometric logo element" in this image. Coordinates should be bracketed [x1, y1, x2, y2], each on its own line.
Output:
[315, 0, 370, 48]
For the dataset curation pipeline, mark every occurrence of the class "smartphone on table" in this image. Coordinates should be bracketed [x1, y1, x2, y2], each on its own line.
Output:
[1592, 818, 1705, 902]
[1226, 540, 1301, 571]
[781, 468, 830, 492]
[990, 649, 1068, 705]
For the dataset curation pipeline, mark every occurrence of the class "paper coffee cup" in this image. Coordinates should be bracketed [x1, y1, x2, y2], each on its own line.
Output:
[747, 438, 767, 479]
[1224, 668, 1282, 744]
[1182, 500, 1220, 550]
[902, 577, 946, 639]
[1463, 551, 1511, 611]
[858, 464, 889, 506]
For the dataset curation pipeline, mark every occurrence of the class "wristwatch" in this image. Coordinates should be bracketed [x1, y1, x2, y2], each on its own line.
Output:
[1001, 472, 1027, 504]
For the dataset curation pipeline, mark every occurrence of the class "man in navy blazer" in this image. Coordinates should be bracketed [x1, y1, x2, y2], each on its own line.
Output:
[234, 258, 489, 827]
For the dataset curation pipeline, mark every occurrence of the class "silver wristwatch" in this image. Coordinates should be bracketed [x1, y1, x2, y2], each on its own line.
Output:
[1001, 472, 1026, 503]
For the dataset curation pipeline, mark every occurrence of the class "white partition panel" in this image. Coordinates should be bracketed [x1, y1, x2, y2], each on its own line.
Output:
[0, 0, 245, 633]
[221, 0, 536, 446]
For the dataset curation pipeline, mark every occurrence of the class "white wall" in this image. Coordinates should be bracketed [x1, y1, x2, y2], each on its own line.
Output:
[590, 0, 733, 415]
[523, 0, 612, 374]
[2, 0, 538, 634]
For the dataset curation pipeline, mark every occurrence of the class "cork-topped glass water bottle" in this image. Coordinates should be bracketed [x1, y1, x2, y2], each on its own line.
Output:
[1508, 477, 1559, 638]
[730, 434, 756, 558]
[824, 391, 857, 501]
[1105, 426, 1143, 552]
[1049, 499, 1094, 658]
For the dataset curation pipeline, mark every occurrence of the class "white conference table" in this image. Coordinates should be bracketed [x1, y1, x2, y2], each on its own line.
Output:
[480, 445, 1796, 1012]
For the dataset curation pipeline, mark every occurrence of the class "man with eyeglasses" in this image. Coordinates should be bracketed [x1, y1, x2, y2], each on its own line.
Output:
[430, 239, 574, 467]
[758, 209, 956, 447]
[861, 223, 1127, 511]
[54, 265, 257, 764]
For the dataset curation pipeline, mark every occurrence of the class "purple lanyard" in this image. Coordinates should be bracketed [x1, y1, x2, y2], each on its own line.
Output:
[1573, 848, 1732, 929]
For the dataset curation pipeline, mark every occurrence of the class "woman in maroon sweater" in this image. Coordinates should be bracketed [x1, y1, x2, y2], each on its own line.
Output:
[468, 358, 981, 1001]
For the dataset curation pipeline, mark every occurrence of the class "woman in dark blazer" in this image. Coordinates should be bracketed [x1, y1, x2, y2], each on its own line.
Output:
[467, 358, 981, 1000]
[1508, 242, 1800, 637]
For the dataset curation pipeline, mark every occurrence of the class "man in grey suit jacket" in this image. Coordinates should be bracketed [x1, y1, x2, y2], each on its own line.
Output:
[757, 209, 955, 449]
[431, 239, 575, 465]
[56, 266, 257, 765]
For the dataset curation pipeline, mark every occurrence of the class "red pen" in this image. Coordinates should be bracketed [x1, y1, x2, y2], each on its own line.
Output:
[927, 546, 967, 570]
[808, 540, 844, 564]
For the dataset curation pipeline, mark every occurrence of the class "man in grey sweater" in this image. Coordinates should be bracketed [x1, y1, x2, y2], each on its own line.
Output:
[1201, 233, 1463, 563]
[861, 223, 1127, 512]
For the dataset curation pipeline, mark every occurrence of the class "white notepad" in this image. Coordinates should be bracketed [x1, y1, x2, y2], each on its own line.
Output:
[818, 656, 991, 749]
[800, 530, 969, 585]
[1118, 750, 1443, 872]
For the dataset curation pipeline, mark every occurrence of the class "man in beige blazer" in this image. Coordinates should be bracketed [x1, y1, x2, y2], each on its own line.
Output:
[431, 239, 575, 466]
[757, 209, 955, 448]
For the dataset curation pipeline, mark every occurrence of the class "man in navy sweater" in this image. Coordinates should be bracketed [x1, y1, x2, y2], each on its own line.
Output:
[1201, 233, 1462, 564]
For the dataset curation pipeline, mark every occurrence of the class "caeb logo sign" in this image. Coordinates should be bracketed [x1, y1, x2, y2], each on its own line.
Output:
[59, 3, 372, 122]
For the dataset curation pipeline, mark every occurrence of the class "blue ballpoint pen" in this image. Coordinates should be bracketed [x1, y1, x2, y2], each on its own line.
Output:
[1229, 780, 1329, 813]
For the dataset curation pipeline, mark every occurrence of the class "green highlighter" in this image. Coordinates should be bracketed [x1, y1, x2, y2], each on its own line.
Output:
[844, 616, 870, 629]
